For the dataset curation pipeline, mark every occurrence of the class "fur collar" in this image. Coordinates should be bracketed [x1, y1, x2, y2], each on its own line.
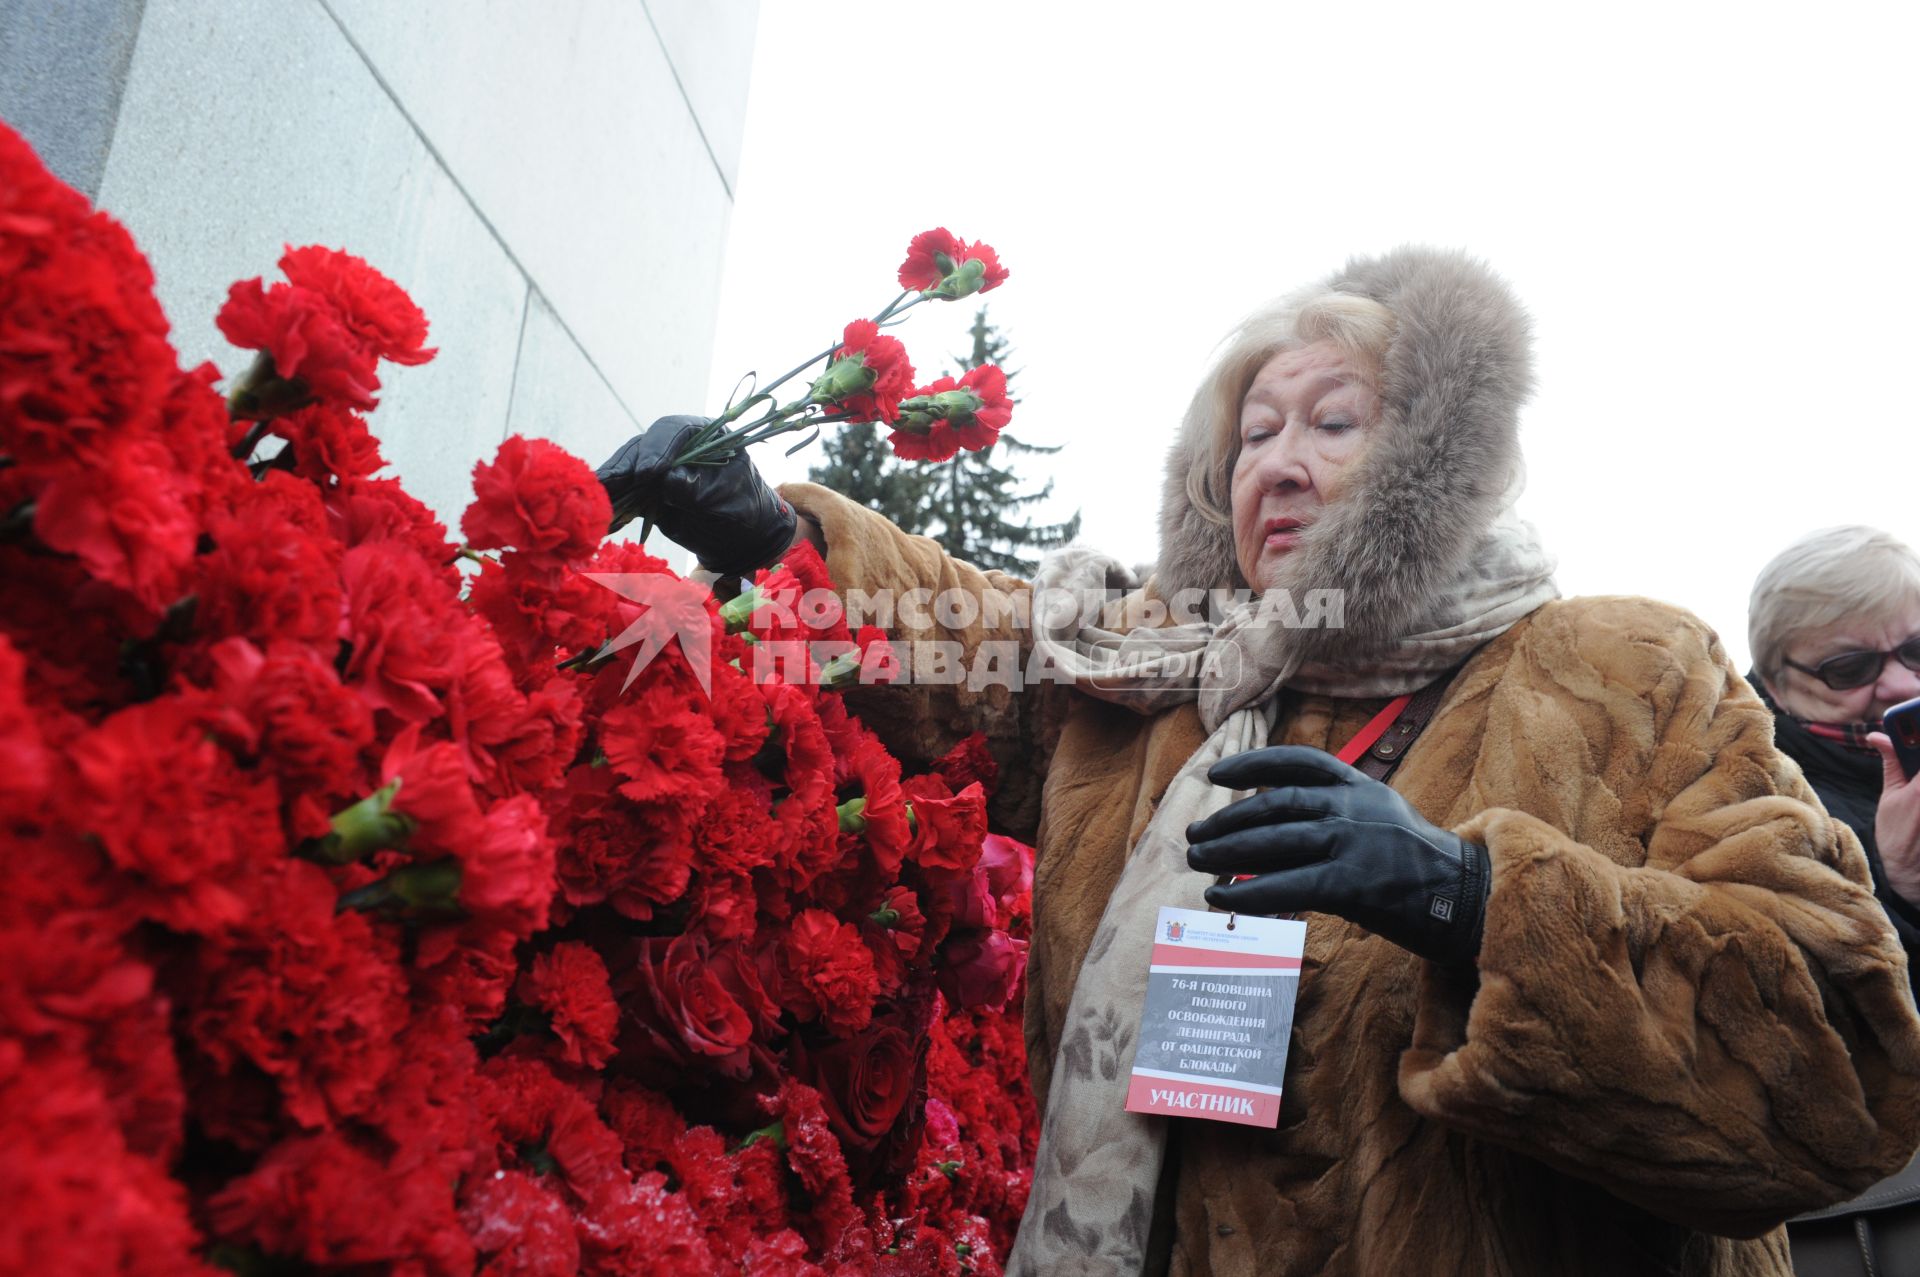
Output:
[1155, 246, 1534, 656]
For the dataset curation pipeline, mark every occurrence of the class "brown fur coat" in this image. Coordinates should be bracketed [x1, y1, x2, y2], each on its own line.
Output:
[781, 479, 1920, 1276]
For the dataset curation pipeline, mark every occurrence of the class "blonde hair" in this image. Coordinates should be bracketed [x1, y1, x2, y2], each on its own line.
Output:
[1749, 525, 1920, 678]
[1182, 288, 1398, 529]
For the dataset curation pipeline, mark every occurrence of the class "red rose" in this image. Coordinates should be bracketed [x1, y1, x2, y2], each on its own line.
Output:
[516, 942, 619, 1069]
[809, 319, 915, 425]
[977, 833, 1034, 915]
[618, 932, 754, 1076]
[792, 1024, 918, 1152]
[937, 929, 1027, 1011]
[461, 434, 609, 568]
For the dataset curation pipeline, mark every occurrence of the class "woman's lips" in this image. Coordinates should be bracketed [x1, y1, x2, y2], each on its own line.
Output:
[1264, 520, 1304, 550]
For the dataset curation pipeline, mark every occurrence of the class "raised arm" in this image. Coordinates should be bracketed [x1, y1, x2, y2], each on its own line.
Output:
[776, 481, 1067, 840]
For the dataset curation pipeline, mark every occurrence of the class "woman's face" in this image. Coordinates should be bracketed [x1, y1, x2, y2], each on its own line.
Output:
[1766, 602, 1920, 724]
[1231, 341, 1381, 589]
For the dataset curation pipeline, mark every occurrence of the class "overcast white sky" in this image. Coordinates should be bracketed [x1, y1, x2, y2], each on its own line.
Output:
[707, 0, 1920, 672]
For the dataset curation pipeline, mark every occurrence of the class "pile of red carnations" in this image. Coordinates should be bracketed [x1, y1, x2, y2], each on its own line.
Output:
[0, 120, 1035, 1275]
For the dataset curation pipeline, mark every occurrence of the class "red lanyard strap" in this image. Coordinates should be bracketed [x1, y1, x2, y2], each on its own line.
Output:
[1334, 694, 1414, 766]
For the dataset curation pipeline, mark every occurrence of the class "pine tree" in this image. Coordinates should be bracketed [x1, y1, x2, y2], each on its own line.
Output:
[921, 309, 1081, 575]
[804, 418, 936, 532]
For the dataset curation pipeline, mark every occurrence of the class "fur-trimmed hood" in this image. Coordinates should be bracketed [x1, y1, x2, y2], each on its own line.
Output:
[1156, 246, 1535, 656]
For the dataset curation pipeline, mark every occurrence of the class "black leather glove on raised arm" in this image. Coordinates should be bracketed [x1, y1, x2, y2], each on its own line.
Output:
[1185, 745, 1491, 968]
[594, 415, 798, 577]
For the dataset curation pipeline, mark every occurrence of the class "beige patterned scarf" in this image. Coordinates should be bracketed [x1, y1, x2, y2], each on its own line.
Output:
[1005, 512, 1557, 1276]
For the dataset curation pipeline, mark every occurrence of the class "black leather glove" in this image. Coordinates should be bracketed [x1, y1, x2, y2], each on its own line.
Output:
[594, 415, 798, 577]
[1185, 745, 1491, 968]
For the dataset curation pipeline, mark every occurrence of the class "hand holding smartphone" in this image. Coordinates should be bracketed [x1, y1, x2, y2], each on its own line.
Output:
[1882, 696, 1920, 782]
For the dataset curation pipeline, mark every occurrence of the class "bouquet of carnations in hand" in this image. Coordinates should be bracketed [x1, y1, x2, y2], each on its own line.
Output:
[0, 118, 1036, 1276]
[605, 228, 1015, 536]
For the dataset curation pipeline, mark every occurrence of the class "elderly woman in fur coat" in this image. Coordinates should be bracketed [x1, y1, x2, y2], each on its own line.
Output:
[598, 247, 1920, 1276]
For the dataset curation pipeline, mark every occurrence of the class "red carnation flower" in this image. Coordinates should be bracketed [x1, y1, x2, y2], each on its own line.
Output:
[0, 123, 175, 472]
[599, 681, 726, 807]
[65, 694, 283, 936]
[0, 635, 51, 818]
[462, 434, 610, 569]
[327, 474, 457, 567]
[808, 319, 915, 425]
[32, 434, 198, 611]
[887, 363, 1015, 463]
[896, 227, 1009, 297]
[218, 247, 434, 412]
[268, 402, 385, 484]
[550, 763, 695, 920]
[934, 731, 1000, 797]
[186, 876, 410, 1129]
[207, 1131, 473, 1275]
[765, 908, 880, 1037]
[277, 245, 435, 367]
[218, 277, 381, 410]
[517, 942, 619, 1069]
[902, 776, 989, 874]
[457, 1170, 580, 1277]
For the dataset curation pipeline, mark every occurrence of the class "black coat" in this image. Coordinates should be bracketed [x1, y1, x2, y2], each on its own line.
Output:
[1752, 672, 1920, 965]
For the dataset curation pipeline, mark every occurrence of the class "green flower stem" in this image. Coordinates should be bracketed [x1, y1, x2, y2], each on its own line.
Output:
[336, 856, 464, 918]
[837, 796, 869, 835]
[735, 1120, 786, 1153]
[299, 779, 412, 865]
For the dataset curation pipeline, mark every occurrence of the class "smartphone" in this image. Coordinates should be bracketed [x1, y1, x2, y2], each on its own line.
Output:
[1884, 696, 1920, 781]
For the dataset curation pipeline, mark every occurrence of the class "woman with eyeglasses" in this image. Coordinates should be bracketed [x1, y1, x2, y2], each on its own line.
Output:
[1750, 526, 1920, 962]
[1750, 526, 1920, 1277]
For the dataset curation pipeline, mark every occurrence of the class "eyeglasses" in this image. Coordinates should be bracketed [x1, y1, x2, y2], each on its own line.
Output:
[1782, 637, 1920, 691]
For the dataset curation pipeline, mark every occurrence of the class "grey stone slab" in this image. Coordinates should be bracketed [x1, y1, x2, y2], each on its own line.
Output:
[641, 0, 759, 190]
[507, 290, 691, 574]
[323, 0, 738, 441]
[94, 0, 526, 528]
[0, 0, 149, 197]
